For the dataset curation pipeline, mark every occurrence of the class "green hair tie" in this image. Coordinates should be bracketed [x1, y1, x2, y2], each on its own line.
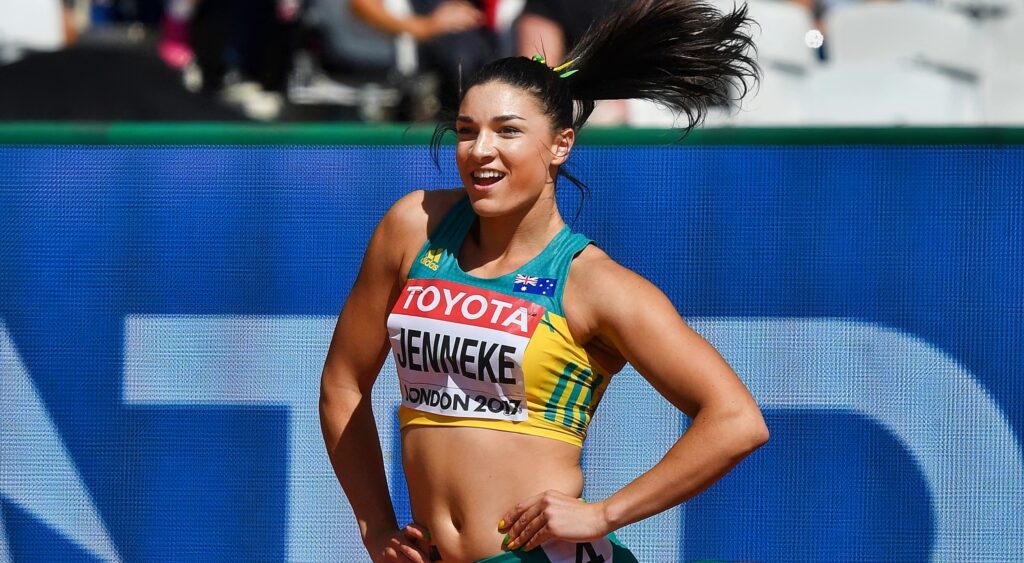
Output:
[531, 54, 579, 79]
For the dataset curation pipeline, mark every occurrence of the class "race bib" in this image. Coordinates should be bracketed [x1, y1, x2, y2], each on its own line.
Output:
[541, 537, 616, 563]
[387, 279, 544, 421]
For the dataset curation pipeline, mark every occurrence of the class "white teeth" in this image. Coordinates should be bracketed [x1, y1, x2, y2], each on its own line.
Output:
[473, 170, 506, 180]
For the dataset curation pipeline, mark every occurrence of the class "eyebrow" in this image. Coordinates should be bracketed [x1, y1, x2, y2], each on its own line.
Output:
[455, 114, 526, 123]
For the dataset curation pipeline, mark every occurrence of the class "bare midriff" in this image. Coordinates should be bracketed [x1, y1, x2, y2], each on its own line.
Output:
[401, 425, 584, 563]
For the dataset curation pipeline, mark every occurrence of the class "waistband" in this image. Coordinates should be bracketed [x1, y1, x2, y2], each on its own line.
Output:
[473, 532, 636, 563]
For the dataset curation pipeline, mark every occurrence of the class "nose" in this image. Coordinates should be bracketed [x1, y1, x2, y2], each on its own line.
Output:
[470, 130, 496, 160]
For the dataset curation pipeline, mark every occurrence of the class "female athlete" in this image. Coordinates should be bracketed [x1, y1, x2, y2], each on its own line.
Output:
[320, 1, 767, 561]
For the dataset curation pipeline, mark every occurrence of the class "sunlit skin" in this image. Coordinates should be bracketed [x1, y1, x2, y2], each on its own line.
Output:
[319, 78, 768, 563]
[453, 81, 574, 265]
[399, 81, 593, 562]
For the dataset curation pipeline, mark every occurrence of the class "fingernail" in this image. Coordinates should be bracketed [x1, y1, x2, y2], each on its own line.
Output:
[424, 530, 431, 541]
[501, 534, 510, 550]
[507, 540, 518, 550]
[498, 519, 505, 530]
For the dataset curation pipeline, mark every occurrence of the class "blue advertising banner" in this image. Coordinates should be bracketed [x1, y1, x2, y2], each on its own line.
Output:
[1, 144, 1022, 562]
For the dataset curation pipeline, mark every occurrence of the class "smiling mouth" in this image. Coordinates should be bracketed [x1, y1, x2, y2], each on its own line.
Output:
[472, 171, 506, 186]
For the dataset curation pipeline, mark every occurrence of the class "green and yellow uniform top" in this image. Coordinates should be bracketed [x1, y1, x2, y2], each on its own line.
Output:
[386, 195, 613, 447]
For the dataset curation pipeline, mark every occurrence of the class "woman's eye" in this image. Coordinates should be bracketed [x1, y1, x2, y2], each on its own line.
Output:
[500, 127, 521, 135]
[457, 128, 474, 135]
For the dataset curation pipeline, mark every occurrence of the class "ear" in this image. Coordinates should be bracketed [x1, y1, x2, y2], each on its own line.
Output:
[551, 128, 575, 166]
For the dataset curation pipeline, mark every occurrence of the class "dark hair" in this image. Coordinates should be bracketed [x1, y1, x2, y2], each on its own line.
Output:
[430, 0, 760, 205]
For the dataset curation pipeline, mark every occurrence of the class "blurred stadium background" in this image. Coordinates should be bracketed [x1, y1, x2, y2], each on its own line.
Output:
[2, 1, 1023, 562]
[1, 0, 1022, 123]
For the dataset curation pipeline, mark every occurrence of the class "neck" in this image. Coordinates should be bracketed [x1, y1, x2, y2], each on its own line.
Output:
[467, 190, 565, 270]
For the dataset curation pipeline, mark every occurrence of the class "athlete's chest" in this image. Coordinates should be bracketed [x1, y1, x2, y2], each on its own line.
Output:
[386, 278, 551, 420]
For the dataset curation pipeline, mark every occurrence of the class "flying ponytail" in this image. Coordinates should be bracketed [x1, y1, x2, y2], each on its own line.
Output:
[429, 0, 760, 210]
[433, 0, 759, 140]
[559, 0, 760, 133]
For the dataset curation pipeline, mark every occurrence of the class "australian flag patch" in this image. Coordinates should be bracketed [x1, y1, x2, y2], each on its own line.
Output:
[513, 274, 557, 296]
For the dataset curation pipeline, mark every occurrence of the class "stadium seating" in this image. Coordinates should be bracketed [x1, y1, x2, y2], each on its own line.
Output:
[989, 11, 1024, 66]
[731, 0, 819, 125]
[631, 0, 819, 126]
[825, 2, 985, 79]
[979, 12, 1024, 123]
[802, 59, 982, 124]
[936, 0, 1022, 19]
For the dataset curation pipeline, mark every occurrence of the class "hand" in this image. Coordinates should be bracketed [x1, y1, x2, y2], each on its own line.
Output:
[430, 1, 483, 34]
[409, 0, 483, 41]
[366, 524, 431, 563]
[499, 490, 610, 552]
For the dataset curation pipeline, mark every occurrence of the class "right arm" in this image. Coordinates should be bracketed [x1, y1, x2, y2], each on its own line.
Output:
[319, 192, 428, 562]
[350, 0, 482, 42]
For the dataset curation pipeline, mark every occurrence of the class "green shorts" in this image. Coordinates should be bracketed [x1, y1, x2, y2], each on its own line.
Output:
[474, 532, 638, 563]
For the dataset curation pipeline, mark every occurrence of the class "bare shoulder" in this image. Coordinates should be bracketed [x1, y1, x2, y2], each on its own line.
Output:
[382, 188, 464, 238]
[567, 244, 656, 306]
[376, 188, 464, 270]
[566, 244, 620, 287]
[564, 244, 663, 343]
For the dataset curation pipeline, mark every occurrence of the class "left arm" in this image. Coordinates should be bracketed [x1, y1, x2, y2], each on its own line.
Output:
[501, 253, 769, 550]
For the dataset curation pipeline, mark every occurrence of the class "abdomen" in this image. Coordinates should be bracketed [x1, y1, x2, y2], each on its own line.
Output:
[401, 425, 584, 562]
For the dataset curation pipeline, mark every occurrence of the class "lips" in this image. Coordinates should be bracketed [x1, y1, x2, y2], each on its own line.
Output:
[471, 170, 506, 187]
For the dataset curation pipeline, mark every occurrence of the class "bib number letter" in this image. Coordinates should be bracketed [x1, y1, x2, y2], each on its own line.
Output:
[575, 542, 606, 563]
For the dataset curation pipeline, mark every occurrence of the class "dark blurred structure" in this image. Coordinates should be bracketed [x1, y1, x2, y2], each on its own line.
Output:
[190, 0, 296, 94]
[0, 45, 245, 120]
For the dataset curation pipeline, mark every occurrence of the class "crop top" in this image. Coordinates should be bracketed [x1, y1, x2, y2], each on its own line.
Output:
[386, 195, 613, 447]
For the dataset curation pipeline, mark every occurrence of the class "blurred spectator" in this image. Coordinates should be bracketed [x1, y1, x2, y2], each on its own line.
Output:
[515, 0, 612, 64]
[514, 0, 626, 123]
[350, 0, 496, 109]
[351, 0, 481, 42]
[306, 0, 397, 75]
[284, 0, 451, 122]
[158, 0, 197, 68]
[188, 0, 300, 118]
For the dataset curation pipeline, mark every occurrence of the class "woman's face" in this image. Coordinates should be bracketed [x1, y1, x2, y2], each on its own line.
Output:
[455, 81, 573, 217]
